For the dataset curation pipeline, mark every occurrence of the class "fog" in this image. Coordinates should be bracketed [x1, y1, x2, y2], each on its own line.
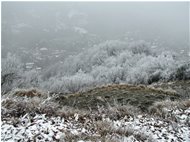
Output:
[2, 2, 190, 140]
[1, 2, 189, 66]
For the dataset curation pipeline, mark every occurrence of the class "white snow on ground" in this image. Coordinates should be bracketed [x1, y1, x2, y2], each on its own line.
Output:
[1, 107, 190, 142]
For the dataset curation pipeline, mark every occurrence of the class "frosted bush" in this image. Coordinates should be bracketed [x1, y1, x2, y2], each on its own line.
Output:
[96, 40, 126, 56]
[126, 52, 179, 84]
[62, 71, 95, 93]
[1, 53, 24, 93]
[18, 69, 42, 88]
[40, 77, 68, 93]
[2, 40, 189, 94]
[41, 70, 96, 93]
[90, 66, 110, 85]
[41, 63, 64, 80]
[129, 40, 152, 55]
[106, 66, 125, 83]
[1, 53, 23, 77]
[127, 56, 159, 84]
[116, 51, 133, 65]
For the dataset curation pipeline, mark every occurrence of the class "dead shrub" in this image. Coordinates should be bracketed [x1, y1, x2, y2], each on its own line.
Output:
[183, 99, 190, 107]
[95, 120, 113, 137]
[13, 88, 46, 97]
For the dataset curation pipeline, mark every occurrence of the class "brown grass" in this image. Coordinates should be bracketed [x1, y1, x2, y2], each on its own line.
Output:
[12, 88, 47, 98]
[148, 99, 190, 119]
[55, 82, 181, 113]
[55, 106, 91, 121]
[63, 119, 154, 141]
[1, 89, 58, 118]
[65, 83, 178, 99]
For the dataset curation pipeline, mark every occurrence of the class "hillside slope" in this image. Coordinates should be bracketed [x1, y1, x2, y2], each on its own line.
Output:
[55, 80, 190, 112]
[1, 81, 190, 142]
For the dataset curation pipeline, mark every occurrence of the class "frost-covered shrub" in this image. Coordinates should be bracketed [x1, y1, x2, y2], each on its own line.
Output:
[62, 71, 95, 93]
[38, 42, 188, 88]
[95, 40, 126, 56]
[129, 40, 152, 55]
[2, 40, 189, 94]
[17, 69, 42, 88]
[41, 63, 64, 80]
[105, 66, 125, 84]
[172, 63, 190, 80]
[61, 55, 83, 75]
[90, 65, 125, 84]
[156, 52, 179, 79]
[1, 53, 23, 77]
[89, 49, 108, 66]
[1, 53, 24, 93]
[1, 54, 42, 93]
[40, 77, 67, 93]
[116, 51, 134, 65]
[41, 70, 96, 93]
[126, 52, 179, 84]
[90, 66, 110, 85]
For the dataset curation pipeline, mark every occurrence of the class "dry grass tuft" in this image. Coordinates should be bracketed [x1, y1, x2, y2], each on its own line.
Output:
[149, 100, 177, 118]
[97, 103, 140, 120]
[182, 99, 190, 107]
[2, 97, 39, 117]
[94, 120, 154, 142]
[1, 90, 58, 117]
[148, 99, 190, 119]
[146, 86, 178, 96]
[56, 107, 74, 118]
[12, 88, 47, 97]
[95, 120, 113, 137]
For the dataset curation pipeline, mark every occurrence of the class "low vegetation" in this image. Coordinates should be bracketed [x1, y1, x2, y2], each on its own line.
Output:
[1, 40, 190, 141]
[2, 40, 190, 95]
[2, 80, 189, 119]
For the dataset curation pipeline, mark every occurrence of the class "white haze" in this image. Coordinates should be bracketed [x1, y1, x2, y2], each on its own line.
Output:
[1, 2, 190, 94]
[2, 2, 189, 55]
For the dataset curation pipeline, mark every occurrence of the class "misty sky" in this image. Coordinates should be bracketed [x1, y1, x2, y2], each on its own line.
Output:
[2, 2, 189, 52]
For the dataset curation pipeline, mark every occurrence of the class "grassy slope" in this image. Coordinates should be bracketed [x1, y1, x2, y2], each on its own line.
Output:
[2, 80, 189, 118]
[55, 80, 190, 112]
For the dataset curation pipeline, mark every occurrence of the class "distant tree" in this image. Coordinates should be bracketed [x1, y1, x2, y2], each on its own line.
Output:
[129, 40, 152, 55]
[18, 69, 42, 88]
[1, 53, 24, 93]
